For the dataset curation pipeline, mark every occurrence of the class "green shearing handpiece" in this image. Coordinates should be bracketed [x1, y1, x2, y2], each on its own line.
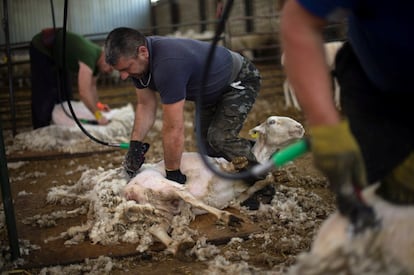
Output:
[271, 138, 309, 167]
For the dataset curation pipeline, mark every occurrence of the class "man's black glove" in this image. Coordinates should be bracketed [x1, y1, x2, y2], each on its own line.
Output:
[123, 141, 150, 178]
[166, 169, 187, 184]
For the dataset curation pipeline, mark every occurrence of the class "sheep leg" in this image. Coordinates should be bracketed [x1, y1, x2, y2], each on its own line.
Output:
[149, 222, 173, 249]
[289, 87, 301, 110]
[236, 178, 271, 204]
[173, 189, 243, 227]
[283, 80, 292, 109]
[333, 78, 341, 109]
[149, 222, 195, 259]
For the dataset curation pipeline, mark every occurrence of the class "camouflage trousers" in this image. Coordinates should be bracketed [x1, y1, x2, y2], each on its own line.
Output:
[198, 57, 261, 163]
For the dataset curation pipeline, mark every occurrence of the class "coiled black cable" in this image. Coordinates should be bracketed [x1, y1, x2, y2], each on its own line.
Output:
[60, 0, 127, 149]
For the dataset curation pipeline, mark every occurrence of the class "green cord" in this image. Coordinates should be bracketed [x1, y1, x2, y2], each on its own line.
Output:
[119, 142, 130, 149]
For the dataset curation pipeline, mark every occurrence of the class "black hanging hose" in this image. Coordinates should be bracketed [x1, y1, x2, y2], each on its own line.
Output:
[60, 0, 129, 149]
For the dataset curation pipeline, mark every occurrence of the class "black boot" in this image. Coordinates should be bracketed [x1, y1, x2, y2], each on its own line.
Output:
[231, 157, 266, 186]
[240, 185, 276, 210]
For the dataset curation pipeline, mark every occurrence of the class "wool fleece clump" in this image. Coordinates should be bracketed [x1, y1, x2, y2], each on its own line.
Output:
[42, 167, 199, 254]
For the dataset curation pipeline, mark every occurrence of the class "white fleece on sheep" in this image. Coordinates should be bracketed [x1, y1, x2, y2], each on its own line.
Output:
[7, 102, 134, 154]
[44, 166, 181, 251]
[287, 184, 414, 275]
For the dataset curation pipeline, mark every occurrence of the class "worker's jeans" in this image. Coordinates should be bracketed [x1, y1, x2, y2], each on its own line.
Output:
[198, 57, 261, 163]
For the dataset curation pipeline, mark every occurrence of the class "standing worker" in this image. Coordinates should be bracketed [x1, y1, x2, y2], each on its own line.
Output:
[280, 1, 414, 223]
[29, 28, 113, 129]
[104, 27, 264, 190]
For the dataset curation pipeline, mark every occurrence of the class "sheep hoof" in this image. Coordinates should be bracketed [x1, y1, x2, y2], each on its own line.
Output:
[231, 156, 249, 171]
[175, 241, 196, 262]
[228, 214, 243, 227]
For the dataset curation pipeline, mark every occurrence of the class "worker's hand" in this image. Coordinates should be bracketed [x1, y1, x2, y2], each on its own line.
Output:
[309, 120, 367, 191]
[166, 169, 187, 184]
[94, 110, 110, 125]
[310, 120, 379, 232]
[96, 101, 111, 112]
[97, 116, 110, 125]
[123, 141, 150, 178]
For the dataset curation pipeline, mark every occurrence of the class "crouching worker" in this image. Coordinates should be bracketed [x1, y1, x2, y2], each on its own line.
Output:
[30, 28, 114, 128]
[104, 27, 264, 189]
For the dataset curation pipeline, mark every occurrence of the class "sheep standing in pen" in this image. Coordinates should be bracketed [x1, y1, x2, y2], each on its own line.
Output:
[287, 184, 414, 274]
[281, 41, 343, 110]
[44, 115, 304, 257]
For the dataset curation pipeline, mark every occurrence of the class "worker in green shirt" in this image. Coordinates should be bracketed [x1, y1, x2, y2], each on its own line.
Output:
[29, 29, 113, 128]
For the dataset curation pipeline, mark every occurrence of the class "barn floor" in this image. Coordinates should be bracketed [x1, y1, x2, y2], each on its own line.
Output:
[2, 62, 336, 274]
[13, 152, 262, 267]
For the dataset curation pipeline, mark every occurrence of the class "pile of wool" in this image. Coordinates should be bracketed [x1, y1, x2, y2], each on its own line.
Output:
[41, 166, 201, 253]
[7, 101, 134, 154]
[38, 255, 122, 275]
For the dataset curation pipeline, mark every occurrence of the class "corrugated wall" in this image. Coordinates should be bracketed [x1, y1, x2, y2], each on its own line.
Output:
[0, 0, 151, 45]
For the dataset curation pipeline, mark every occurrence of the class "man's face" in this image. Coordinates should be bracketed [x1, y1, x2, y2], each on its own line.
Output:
[113, 46, 149, 80]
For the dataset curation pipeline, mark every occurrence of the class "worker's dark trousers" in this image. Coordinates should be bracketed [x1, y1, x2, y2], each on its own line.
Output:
[335, 42, 413, 183]
[29, 44, 72, 129]
[198, 57, 261, 163]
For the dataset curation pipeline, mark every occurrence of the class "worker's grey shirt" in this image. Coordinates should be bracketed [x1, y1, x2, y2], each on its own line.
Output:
[131, 36, 243, 105]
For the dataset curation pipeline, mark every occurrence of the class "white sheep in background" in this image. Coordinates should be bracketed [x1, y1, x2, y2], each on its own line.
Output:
[167, 29, 215, 41]
[51, 100, 122, 126]
[225, 33, 278, 61]
[281, 41, 344, 110]
[44, 115, 304, 257]
[287, 184, 414, 274]
[7, 101, 134, 154]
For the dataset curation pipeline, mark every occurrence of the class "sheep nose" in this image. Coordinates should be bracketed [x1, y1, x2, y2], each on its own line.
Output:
[297, 125, 305, 135]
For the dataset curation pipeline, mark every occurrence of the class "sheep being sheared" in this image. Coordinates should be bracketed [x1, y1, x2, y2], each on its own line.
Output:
[281, 41, 343, 110]
[44, 115, 304, 257]
[7, 101, 134, 154]
[123, 116, 305, 254]
[287, 184, 414, 275]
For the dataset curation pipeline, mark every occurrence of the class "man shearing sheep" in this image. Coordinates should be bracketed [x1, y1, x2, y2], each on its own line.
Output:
[104, 27, 264, 190]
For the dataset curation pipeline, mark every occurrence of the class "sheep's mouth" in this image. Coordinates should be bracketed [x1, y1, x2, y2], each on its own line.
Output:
[288, 128, 304, 138]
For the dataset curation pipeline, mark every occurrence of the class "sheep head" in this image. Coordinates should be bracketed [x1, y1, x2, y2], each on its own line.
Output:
[249, 116, 305, 163]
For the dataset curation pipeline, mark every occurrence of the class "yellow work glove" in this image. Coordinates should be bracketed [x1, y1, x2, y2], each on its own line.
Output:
[309, 119, 367, 193]
[376, 152, 414, 205]
[309, 120, 378, 232]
